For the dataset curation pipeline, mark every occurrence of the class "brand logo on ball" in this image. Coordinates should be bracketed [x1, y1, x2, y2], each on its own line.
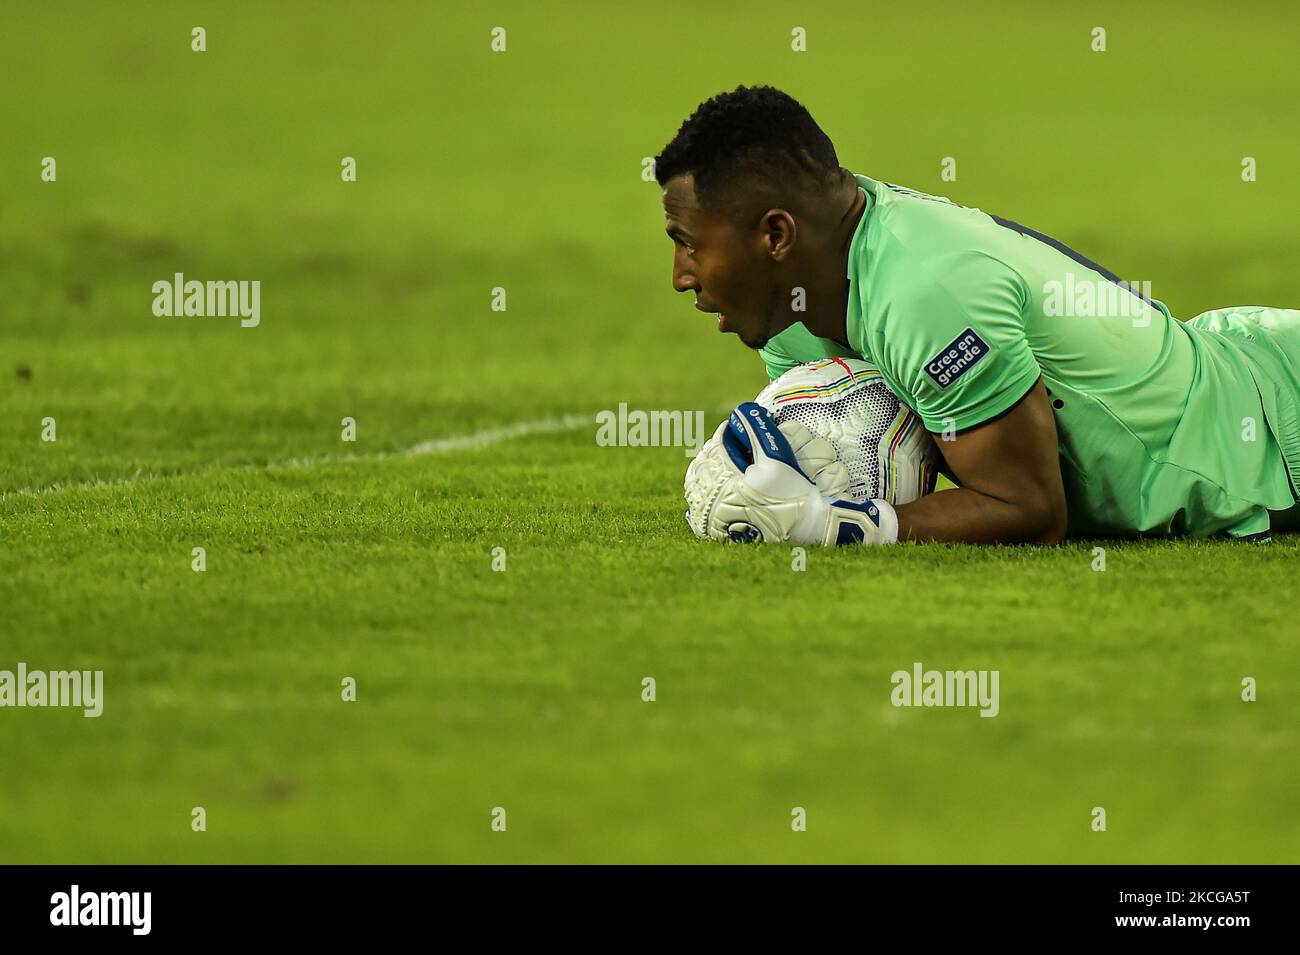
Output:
[925, 327, 989, 389]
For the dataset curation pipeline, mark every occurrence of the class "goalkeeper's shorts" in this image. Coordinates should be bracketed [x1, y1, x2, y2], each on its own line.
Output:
[1187, 305, 1300, 512]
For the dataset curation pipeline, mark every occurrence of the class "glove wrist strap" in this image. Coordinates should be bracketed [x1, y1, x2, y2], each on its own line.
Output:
[825, 499, 898, 546]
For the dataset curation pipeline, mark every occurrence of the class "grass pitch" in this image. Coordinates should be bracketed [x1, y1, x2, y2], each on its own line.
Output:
[2, 0, 1298, 863]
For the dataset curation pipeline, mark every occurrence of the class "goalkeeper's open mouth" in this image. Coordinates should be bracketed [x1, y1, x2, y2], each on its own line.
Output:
[694, 300, 728, 332]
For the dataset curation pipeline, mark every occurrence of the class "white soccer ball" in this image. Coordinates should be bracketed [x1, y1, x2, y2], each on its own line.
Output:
[753, 358, 940, 505]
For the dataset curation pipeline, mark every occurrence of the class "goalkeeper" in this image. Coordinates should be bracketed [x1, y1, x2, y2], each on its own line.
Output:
[659, 85, 1300, 545]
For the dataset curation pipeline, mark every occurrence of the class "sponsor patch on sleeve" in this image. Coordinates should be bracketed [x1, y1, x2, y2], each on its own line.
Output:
[924, 327, 990, 389]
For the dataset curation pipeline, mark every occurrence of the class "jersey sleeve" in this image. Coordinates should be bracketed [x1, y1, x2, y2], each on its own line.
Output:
[877, 252, 1040, 434]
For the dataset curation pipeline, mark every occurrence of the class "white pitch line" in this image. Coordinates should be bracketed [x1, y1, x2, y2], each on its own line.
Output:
[0, 413, 595, 501]
[403, 413, 592, 456]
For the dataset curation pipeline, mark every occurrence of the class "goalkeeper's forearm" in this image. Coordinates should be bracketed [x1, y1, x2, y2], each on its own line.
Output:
[888, 380, 1068, 545]
[894, 486, 1068, 545]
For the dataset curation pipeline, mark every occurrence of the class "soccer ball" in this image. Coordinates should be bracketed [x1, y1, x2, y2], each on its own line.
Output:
[753, 358, 940, 505]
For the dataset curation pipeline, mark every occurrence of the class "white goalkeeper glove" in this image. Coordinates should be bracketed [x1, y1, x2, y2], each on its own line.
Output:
[683, 402, 899, 546]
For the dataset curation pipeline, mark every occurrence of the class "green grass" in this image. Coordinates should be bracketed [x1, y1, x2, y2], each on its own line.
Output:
[2, 0, 1298, 863]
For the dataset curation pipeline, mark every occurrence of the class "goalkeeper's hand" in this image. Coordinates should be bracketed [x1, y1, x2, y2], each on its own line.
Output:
[684, 402, 899, 546]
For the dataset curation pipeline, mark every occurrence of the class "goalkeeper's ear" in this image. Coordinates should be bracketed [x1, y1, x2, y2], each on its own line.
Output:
[726, 403, 812, 480]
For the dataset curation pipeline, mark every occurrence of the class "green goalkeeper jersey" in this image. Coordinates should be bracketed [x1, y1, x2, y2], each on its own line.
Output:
[760, 174, 1300, 538]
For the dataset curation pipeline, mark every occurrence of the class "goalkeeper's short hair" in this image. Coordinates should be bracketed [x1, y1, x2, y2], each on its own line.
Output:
[654, 85, 845, 220]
